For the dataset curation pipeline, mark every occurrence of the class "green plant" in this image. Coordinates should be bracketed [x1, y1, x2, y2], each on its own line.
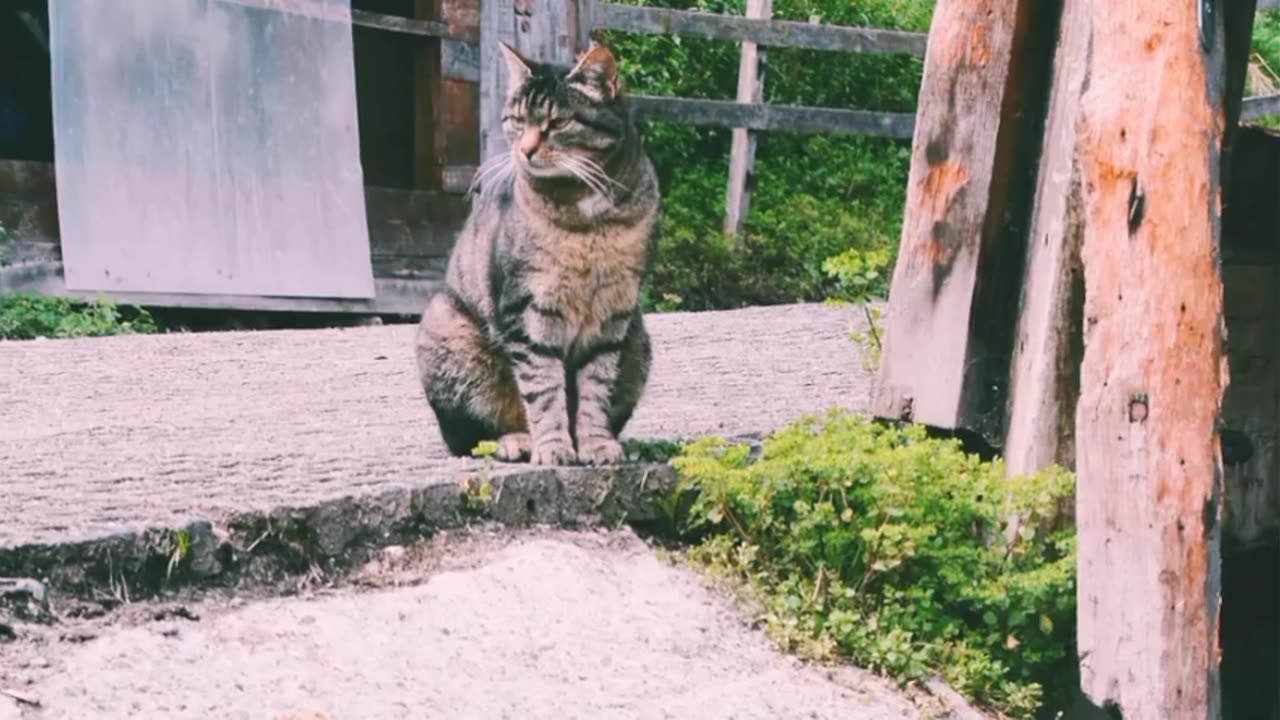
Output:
[607, 0, 932, 311]
[622, 437, 686, 463]
[823, 246, 892, 369]
[0, 293, 158, 340]
[670, 410, 1077, 718]
[166, 527, 192, 582]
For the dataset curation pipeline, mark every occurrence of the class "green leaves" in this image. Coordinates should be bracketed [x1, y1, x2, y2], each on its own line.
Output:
[605, 0, 932, 311]
[673, 409, 1077, 718]
[0, 293, 158, 340]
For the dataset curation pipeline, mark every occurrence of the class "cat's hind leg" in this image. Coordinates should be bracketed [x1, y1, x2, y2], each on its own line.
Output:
[415, 292, 528, 459]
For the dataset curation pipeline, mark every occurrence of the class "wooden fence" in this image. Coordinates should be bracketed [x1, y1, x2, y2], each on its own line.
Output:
[8, 1, 1280, 314]
[358, 0, 1280, 233]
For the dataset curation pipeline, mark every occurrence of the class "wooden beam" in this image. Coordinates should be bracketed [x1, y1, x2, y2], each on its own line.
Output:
[217, 0, 472, 40]
[723, 0, 771, 237]
[480, 0, 518, 160]
[437, 0, 483, 179]
[0, 262, 443, 316]
[595, 3, 927, 56]
[1242, 94, 1280, 121]
[628, 95, 914, 138]
[442, 164, 479, 194]
[413, 0, 444, 190]
[1002, 0, 1086, 476]
[442, 39, 481, 82]
[1071, 0, 1229, 715]
[1222, 0, 1259, 189]
[870, 0, 1056, 441]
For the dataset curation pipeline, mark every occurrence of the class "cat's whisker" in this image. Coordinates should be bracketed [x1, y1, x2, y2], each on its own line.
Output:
[466, 161, 507, 198]
[558, 156, 613, 198]
[574, 155, 630, 193]
[467, 154, 515, 199]
[556, 157, 604, 195]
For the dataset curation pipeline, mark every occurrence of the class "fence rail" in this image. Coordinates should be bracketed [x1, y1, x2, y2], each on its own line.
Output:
[628, 95, 915, 137]
[593, 3, 928, 56]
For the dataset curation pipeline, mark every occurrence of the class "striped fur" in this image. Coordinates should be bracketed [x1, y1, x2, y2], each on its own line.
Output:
[415, 42, 659, 465]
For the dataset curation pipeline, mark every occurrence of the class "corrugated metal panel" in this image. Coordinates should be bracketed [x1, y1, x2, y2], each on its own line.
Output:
[49, 0, 375, 299]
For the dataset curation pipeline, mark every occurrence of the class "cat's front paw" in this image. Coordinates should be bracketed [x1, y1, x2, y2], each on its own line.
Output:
[495, 432, 532, 462]
[531, 436, 577, 466]
[576, 436, 625, 466]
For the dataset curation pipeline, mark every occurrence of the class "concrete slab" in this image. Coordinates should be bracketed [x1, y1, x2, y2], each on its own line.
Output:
[0, 304, 870, 549]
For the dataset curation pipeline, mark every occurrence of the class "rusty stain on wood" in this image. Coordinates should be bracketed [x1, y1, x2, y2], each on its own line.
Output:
[1073, 0, 1229, 714]
[872, 0, 1056, 438]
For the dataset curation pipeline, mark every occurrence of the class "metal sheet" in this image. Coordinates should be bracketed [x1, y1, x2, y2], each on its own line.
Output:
[49, 0, 375, 299]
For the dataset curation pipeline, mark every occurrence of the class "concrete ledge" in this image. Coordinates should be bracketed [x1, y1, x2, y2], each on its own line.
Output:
[0, 464, 678, 603]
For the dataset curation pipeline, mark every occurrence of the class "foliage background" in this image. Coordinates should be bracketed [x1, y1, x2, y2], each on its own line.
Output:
[603, 0, 935, 311]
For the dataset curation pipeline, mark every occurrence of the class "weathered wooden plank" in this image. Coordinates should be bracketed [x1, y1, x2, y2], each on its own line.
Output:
[438, 0, 482, 174]
[217, 0, 472, 40]
[414, 0, 444, 190]
[1002, 0, 1089, 476]
[442, 164, 480, 194]
[1222, 0, 1259, 189]
[595, 3, 926, 56]
[870, 0, 1056, 440]
[1071, 0, 1230, 714]
[628, 95, 914, 137]
[723, 0, 771, 237]
[442, 39, 481, 82]
[1242, 93, 1280, 121]
[479, 0, 517, 160]
[0, 261, 443, 315]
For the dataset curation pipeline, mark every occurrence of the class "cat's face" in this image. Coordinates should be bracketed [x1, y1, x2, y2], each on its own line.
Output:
[500, 43, 629, 186]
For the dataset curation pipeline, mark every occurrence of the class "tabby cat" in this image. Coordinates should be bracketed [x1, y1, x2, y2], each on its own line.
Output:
[415, 41, 660, 466]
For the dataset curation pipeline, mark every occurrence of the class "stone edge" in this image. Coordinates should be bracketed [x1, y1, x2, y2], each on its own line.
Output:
[0, 463, 679, 604]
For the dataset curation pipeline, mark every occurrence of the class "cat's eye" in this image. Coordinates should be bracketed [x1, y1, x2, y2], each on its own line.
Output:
[547, 117, 570, 131]
[502, 115, 524, 126]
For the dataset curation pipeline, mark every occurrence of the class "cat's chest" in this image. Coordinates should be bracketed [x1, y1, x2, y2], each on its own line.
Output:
[522, 223, 648, 334]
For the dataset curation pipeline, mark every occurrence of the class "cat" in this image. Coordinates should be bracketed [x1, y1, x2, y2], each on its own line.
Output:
[415, 41, 660, 466]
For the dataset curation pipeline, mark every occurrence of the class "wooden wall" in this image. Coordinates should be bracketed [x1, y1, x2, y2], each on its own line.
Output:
[0, 1, 478, 313]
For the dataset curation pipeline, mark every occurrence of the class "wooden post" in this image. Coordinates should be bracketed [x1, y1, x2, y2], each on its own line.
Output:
[479, 0, 593, 161]
[1070, 0, 1229, 714]
[414, 0, 444, 189]
[723, 0, 770, 237]
[1001, 2, 1087, 477]
[870, 0, 1057, 443]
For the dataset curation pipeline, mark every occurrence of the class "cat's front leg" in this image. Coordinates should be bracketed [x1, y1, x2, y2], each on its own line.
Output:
[572, 343, 627, 466]
[500, 304, 577, 465]
[509, 348, 575, 465]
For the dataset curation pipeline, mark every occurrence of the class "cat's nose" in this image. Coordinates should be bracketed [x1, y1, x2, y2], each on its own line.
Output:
[519, 128, 542, 159]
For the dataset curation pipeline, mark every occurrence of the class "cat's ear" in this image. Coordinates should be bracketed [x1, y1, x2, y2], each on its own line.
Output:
[567, 43, 621, 102]
[498, 41, 533, 90]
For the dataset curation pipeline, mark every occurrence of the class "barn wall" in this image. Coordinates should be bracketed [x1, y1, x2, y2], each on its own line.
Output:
[0, 3, 475, 308]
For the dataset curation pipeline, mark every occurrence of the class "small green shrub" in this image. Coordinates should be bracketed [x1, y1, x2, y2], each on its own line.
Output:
[670, 409, 1077, 718]
[0, 293, 158, 340]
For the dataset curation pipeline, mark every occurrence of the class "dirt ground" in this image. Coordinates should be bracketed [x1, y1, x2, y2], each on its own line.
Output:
[1, 528, 927, 720]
